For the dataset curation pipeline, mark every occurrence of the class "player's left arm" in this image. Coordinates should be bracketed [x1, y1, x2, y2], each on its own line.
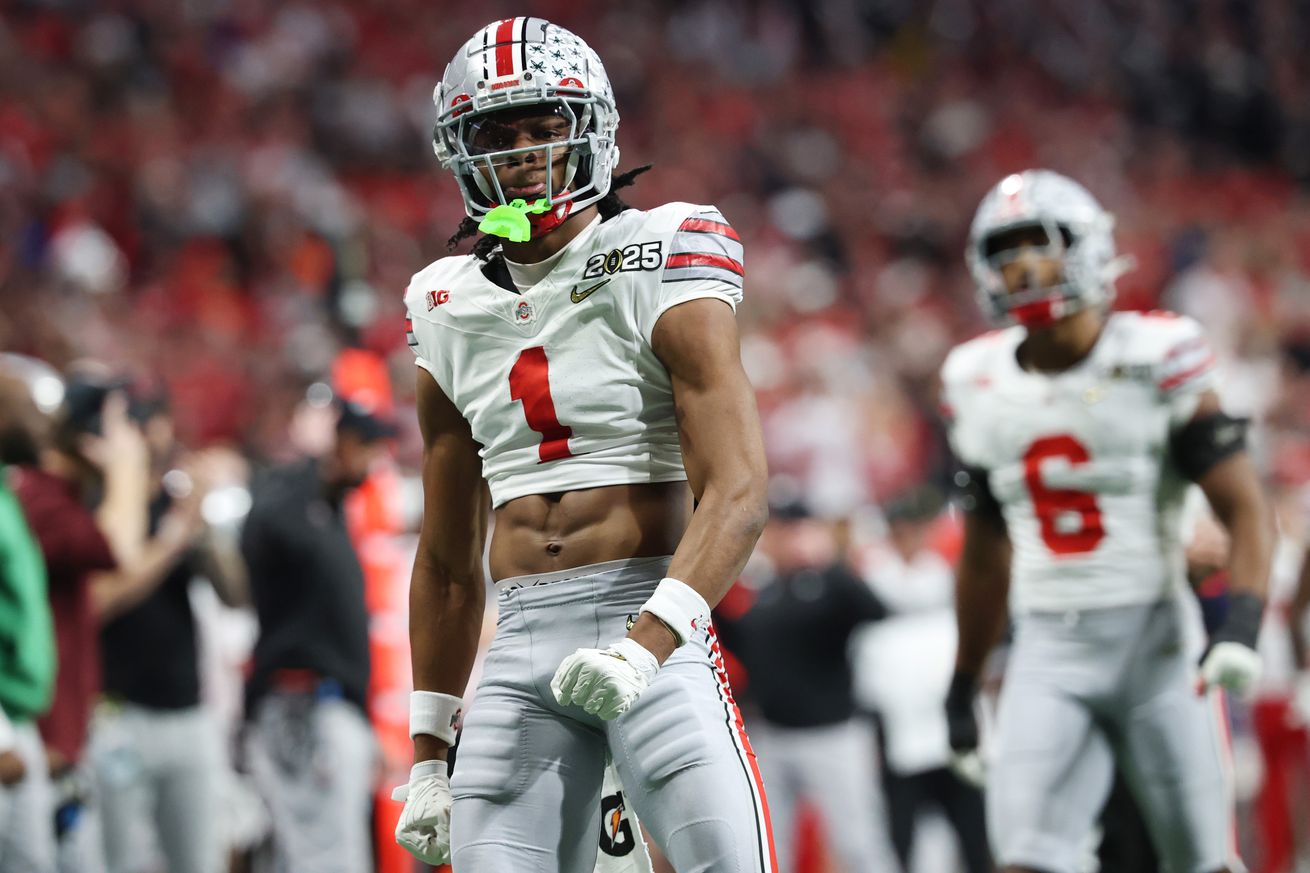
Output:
[548, 295, 767, 721]
[631, 296, 769, 661]
[1176, 390, 1276, 692]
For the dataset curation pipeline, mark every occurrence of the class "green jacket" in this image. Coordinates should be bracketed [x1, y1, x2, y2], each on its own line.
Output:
[0, 467, 55, 720]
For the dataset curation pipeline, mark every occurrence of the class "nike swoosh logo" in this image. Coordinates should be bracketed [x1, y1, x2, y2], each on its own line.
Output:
[570, 278, 611, 304]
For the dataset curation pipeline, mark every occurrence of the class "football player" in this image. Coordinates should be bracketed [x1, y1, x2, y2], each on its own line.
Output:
[940, 170, 1273, 873]
[392, 18, 776, 873]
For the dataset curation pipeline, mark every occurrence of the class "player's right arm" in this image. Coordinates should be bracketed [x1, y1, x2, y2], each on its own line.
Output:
[939, 343, 1013, 682]
[409, 367, 489, 765]
[952, 472, 1013, 681]
[394, 368, 488, 866]
[943, 465, 1011, 784]
[939, 342, 1012, 772]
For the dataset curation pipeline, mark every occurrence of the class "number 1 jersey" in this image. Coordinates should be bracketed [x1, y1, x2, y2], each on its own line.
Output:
[404, 202, 744, 507]
[940, 311, 1217, 613]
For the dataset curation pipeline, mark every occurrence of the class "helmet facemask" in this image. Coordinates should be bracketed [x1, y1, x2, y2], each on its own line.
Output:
[442, 100, 600, 211]
[978, 220, 1085, 328]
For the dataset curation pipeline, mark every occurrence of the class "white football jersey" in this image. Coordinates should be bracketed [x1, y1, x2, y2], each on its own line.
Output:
[405, 203, 744, 507]
[941, 311, 1218, 613]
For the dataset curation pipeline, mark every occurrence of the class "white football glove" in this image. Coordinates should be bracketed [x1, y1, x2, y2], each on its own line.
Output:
[551, 638, 659, 721]
[1199, 641, 1262, 698]
[392, 760, 452, 866]
[949, 749, 987, 789]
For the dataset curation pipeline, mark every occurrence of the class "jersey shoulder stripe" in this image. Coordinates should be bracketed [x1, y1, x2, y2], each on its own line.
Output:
[663, 206, 745, 287]
[1112, 311, 1217, 398]
[1158, 335, 1216, 393]
[677, 217, 741, 240]
[666, 252, 744, 276]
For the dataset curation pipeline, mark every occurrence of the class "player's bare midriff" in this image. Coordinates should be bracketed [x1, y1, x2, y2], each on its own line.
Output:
[488, 480, 693, 581]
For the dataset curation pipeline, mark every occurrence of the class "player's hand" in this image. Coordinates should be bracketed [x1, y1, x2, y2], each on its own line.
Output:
[392, 760, 452, 866]
[949, 749, 987, 789]
[1198, 641, 1262, 697]
[551, 638, 659, 721]
[80, 392, 149, 482]
[944, 670, 985, 787]
[1198, 591, 1264, 698]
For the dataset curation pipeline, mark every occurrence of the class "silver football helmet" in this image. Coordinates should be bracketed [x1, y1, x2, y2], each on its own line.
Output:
[433, 18, 620, 221]
[966, 170, 1130, 328]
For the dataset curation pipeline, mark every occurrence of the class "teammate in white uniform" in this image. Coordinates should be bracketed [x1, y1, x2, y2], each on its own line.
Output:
[940, 170, 1274, 873]
[391, 18, 777, 873]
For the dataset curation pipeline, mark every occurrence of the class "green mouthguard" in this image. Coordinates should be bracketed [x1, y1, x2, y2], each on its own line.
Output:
[478, 198, 552, 243]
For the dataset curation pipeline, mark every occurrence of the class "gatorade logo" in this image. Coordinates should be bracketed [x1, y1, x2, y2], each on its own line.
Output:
[598, 791, 635, 857]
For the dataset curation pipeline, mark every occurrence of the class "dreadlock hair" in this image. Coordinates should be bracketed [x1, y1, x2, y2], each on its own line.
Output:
[446, 165, 654, 262]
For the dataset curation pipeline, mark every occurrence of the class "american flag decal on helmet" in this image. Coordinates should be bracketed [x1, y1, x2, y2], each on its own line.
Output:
[405, 317, 418, 350]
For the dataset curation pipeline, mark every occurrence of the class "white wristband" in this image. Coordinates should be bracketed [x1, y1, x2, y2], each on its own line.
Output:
[639, 577, 711, 647]
[409, 691, 464, 745]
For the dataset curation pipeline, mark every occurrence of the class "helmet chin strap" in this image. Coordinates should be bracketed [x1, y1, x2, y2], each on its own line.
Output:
[475, 193, 575, 243]
[1008, 287, 1087, 329]
[471, 157, 581, 242]
[476, 198, 546, 243]
[527, 195, 574, 237]
[512, 134, 583, 239]
[1010, 297, 1064, 329]
[469, 103, 591, 242]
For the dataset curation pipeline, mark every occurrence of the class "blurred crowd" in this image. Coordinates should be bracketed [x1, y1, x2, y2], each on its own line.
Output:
[3, 0, 1310, 494]
[1, 0, 1310, 871]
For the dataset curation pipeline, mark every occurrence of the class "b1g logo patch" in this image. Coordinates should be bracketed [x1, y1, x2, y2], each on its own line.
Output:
[582, 242, 662, 279]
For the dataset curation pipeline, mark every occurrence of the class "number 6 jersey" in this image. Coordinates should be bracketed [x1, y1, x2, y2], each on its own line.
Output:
[404, 203, 744, 508]
[940, 311, 1218, 613]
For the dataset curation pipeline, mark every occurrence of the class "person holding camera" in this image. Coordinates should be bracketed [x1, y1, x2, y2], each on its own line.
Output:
[91, 391, 248, 873]
[10, 369, 200, 872]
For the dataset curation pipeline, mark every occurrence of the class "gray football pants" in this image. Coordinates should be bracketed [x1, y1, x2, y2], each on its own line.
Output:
[749, 718, 898, 873]
[90, 703, 224, 873]
[245, 693, 376, 873]
[0, 722, 56, 873]
[451, 557, 778, 873]
[990, 595, 1240, 873]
